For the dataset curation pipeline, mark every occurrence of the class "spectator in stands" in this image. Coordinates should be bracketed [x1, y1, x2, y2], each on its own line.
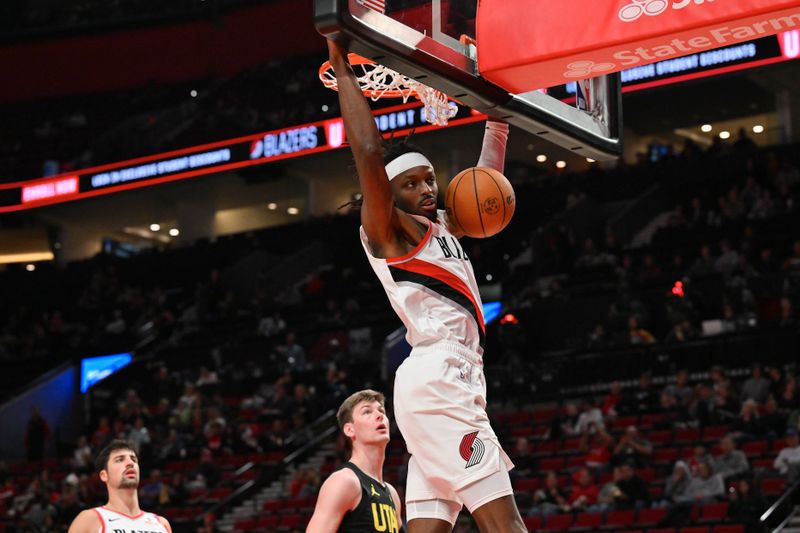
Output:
[139, 468, 163, 508]
[257, 311, 286, 338]
[779, 297, 797, 328]
[731, 399, 763, 439]
[741, 364, 771, 403]
[623, 372, 658, 415]
[602, 381, 623, 417]
[628, 315, 655, 345]
[714, 436, 749, 480]
[688, 445, 714, 476]
[773, 428, 800, 481]
[655, 391, 689, 429]
[612, 426, 653, 469]
[73, 435, 92, 473]
[688, 244, 716, 278]
[660, 460, 691, 505]
[777, 376, 799, 411]
[714, 240, 740, 275]
[677, 460, 725, 504]
[550, 403, 580, 440]
[529, 471, 569, 516]
[727, 478, 767, 533]
[582, 429, 614, 472]
[760, 396, 787, 437]
[574, 399, 605, 435]
[595, 466, 622, 510]
[712, 384, 741, 425]
[25, 405, 50, 461]
[165, 472, 189, 507]
[567, 468, 599, 512]
[722, 188, 747, 222]
[277, 331, 306, 371]
[197, 511, 221, 533]
[664, 369, 694, 407]
[190, 448, 220, 489]
[196, 366, 219, 388]
[615, 462, 650, 509]
[510, 437, 537, 480]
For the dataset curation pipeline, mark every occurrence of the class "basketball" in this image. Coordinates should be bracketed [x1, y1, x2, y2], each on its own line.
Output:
[444, 167, 515, 238]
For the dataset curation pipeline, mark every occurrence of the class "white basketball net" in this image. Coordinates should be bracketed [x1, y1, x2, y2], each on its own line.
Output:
[320, 61, 458, 127]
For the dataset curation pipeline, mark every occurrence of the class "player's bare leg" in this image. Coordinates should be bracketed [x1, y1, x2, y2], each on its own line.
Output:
[407, 518, 453, 533]
[471, 495, 527, 533]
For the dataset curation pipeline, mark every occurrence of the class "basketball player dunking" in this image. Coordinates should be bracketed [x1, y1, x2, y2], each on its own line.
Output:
[325, 40, 526, 533]
[68, 440, 172, 533]
[307, 390, 402, 533]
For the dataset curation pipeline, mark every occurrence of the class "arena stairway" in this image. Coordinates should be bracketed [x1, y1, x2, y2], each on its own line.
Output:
[216, 441, 334, 532]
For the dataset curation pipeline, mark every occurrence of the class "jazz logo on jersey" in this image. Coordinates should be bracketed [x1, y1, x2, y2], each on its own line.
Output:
[459, 431, 486, 468]
[370, 502, 399, 532]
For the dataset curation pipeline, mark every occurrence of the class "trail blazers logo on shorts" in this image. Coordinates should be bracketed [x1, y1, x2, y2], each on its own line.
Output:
[459, 431, 485, 468]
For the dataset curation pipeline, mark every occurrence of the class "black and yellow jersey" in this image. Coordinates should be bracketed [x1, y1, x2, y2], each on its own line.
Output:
[338, 462, 401, 533]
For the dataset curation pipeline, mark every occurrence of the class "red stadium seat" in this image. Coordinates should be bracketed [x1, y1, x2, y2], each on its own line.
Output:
[234, 518, 256, 531]
[648, 430, 673, 445]
[280, 514, 302, 528]
[635, 506, 667, 526]
[761, 477, 786, 496]
[742, 440, 768, 458]
[561, 437, 582, 454]
[675, 427, 700, 443]
[535, 441, 562, 456]
[605, 510, 636, 528]
[515, 477, 540, 492]
[680, 528, 710, 533]
[524, 515, 542, 530]
[654, 447, 680, 465]
[539, 457, 566, 471]
[712, 526, 744, 533]
[257, 516, 279, 528]
[650, 529, 677, 533]
[573, 512, 603, 530]
[614, 416, 639, 430]
[698, 502, 728, 523]
[543, 513, 574, 531]
[701, 426, 730, 441]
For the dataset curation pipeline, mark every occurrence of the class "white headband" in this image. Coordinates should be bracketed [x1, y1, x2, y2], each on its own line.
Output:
[385, 152, 433, 181]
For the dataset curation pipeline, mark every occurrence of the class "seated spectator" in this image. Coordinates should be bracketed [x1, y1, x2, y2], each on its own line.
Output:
[574, 399, 605, 435]
[602, 381, 623, 417]
[741, 364, 770, 403]
[761, 396, 787, 437]
[687, 244, 716, 278]
[714, 435, 749, 480]
[621, 372, 657, 415]
[628, 315, 655, 345]
[731, 399, 763, 439]
[529, 471, 569, 516]
[582, 429, 614, 472]
[779, 297, 797, 328]
[660, 461, 691, 505]
[655, 392, 689, 429]
[139, 469, 164, 508]
[663, 320, 696, 344]
[615, 462, 650, 509]
[712, 384, 741, 424]
[596, 466, 623, 510]
[196, 366, 220, 387]
[72, 436, 92, 473]
[773, 428, 800, 481]
[676, 460, 725, 504]
[190, 448, 220, 489]
[549, 403, 580, 440]
[257, 311, 286, 338]
[510, 437, 537, 479]
[663, 369, 694, 407]
[568, 468, 600, 512]
[688, 445, 714, 476]
[777, 376, 799, 411]
[612, 426, 653, 468]
[727, 478, 767, 533]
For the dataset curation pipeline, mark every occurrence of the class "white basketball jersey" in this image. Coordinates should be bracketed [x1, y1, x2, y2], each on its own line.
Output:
[360, 211, 485, 353]
[92, 507, 169, 533]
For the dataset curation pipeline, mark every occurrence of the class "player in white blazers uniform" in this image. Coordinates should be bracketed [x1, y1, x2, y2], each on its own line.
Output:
[68, 440, 171, 533]
[326, 40, 526, 533]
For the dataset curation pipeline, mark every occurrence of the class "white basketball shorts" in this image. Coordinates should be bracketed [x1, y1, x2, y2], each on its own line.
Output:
[393, 341, 515, 509]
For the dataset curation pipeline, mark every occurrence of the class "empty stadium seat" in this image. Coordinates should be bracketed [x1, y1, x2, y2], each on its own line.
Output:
[543, 513, 574, 531]
[635, 506, 667, 526]
[573, 512, 604, 530]
[698, 502, 729, 523]
[712, 525, 745, 533]
[605, 510, 636, 528]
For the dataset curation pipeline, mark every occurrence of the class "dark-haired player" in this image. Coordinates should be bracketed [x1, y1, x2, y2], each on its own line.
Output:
[307, 389, 402, 532]
[68, 440, 171, 533]
[325, 40, 524, 533]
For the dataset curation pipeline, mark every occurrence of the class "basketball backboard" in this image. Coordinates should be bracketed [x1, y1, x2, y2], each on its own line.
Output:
[315, 0, 623, 160]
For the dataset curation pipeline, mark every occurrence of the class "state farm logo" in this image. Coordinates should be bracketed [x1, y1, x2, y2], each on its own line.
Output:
[563, 60, 616, 78]
[618, 0, 714, 23]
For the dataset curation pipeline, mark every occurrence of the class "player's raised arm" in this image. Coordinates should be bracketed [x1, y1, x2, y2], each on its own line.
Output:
[306, 468, 361, 533]
[326, 40, 398, 247]
[476, 117, 510, 174]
